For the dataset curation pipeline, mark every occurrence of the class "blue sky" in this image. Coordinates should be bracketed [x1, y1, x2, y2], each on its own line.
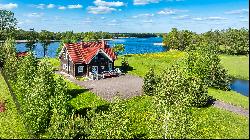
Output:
[0, 0, 249, 33]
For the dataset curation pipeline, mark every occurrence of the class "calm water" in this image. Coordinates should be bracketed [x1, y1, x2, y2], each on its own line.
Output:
[16, 37, 165, 58]
[230, 79, 249, 97]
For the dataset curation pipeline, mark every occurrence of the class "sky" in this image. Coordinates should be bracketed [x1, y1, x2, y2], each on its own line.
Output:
[0, 0, 249, 33]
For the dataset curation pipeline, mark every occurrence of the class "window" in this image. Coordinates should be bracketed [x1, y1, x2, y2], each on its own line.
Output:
[63, 64, 67, 70]
[101, 66, 105, 70]
[78, 66, 84, 73]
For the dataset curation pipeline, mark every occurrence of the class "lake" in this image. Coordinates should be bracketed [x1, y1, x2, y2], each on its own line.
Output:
[16, 37, 165, 58]
[230, 79, 249, 97]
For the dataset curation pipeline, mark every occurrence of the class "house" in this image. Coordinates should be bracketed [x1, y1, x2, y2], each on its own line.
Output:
[58, 40, 117, 77]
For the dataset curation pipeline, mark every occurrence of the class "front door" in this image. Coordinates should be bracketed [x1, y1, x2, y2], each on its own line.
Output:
[92, 66, 98, 74]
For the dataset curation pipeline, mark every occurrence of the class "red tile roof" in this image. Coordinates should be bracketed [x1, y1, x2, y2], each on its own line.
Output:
[63, 41, 117, 64]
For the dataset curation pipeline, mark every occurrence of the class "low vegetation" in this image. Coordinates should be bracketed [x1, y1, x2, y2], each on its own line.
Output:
[0, 73, 29, 138]
[220, 55, 249, 80]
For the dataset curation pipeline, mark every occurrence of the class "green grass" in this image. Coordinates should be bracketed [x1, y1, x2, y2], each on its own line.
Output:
[56, 74, 107, 110]
[220, 55, 249, 80]
[208, 88, 249, 109]
[190, 106, 249, 139]
[115, 50, 186, 77]
[0, 73, 29, 139]
[41, 58, 60, 71]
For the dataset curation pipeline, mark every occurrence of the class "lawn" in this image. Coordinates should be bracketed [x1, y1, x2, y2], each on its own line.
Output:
[0, 73, 29, 139]
[219, 55, 249, 80]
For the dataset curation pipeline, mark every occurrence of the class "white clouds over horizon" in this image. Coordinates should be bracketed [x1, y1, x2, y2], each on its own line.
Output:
[225, 9, 249, 14]
[31, 3, 82, 10]
[157, 8, 189, 15]
[134, 0, 161, 5]
[0, 3, 18, 10]
[88, 0, 125, 14]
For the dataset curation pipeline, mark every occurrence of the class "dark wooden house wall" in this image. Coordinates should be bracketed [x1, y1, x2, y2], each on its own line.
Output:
[60, 48, 115, 77]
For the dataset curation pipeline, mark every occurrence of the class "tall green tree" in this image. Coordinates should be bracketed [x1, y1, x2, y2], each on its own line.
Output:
[39, 30, 52, 57]
[0, 10, 17, 31]
[112, 44, 125, 55]
[25, 28, 38, 52]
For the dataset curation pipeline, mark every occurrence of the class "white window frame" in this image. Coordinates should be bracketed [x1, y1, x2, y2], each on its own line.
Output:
[78, 66, 84, 73]
[101, 66, 105, 70]
[92, 66, 98, 74]
[63, 64, 66, 70]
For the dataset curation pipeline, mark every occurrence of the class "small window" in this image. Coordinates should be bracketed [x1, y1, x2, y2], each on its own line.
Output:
[63, 64, 66, 69]
[101, 66, 105, 70]
[78, 66, 84, 73]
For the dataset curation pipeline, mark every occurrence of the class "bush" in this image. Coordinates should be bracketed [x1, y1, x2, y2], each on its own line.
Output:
[121, 57, 130, 72]
[143, 68, 158, 96]
[185, 44, 231, 90]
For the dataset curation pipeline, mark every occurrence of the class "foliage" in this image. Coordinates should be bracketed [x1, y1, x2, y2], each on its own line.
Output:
[155, 64, 210, 107]
[0, 10, 17, 31]
[25, 29, 38, 51]
[120, 57, 130, 72]
[86, 97, 163, 139]
[112, 44, 125, 55]
[163, 28, 249, 55]
[143, 68, 158, 96]
[0, 73, 29, 138]
[39, 30, 53, 57]
[2, 38, 18, 82]
[184, 44, 231, 90]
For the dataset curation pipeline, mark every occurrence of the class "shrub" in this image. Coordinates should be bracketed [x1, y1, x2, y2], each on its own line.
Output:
[185, 44, 231, 90]
[143, 68, 158, 96]
[121, 57, 130, 72]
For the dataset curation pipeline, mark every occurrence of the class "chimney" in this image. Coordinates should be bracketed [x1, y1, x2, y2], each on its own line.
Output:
[101, 39, 106, 49]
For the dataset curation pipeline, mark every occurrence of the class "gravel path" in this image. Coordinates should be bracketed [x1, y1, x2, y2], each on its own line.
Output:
[55, 71, 143, 101]
[213, 100, 249, 117]
[56, 71, 249, 117]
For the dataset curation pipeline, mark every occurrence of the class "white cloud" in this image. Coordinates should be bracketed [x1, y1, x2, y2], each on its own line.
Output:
[108, 23, 118, 26]
[133, 13, 154, 18]
[134, 0, 161, 5]
[206, 16, 227, 20]
[94, 0, 125, 7]
[192, 17, 204, 21]
[157, 8, 188, 15]
[58, 6, 66, 10]
[68, 4, 82, 9]
[192, 16, 227, 21]
[143, 19, 153, 23]
[82, 18, 93, 23]
[225, 9, 249, 14]
[101, 17, 106, 19]
[87, 6, 116, 14]
[47, 4, 55, 9]
[0, 3, 18, 10]
[240, 19, 249, 22]
[172, 15, 189, 20]
[26, 13, 44, 18]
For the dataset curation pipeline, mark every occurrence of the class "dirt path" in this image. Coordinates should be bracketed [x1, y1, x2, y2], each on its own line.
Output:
[56, 71, 249, 117]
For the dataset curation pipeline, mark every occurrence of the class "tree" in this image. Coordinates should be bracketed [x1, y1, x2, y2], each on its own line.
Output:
[25, 28, 38, 52]
[39, 30, 52, 57]
[0, 10, 17, 31]
[143, 68, 158, 96]
[112, 44, 125, 55]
